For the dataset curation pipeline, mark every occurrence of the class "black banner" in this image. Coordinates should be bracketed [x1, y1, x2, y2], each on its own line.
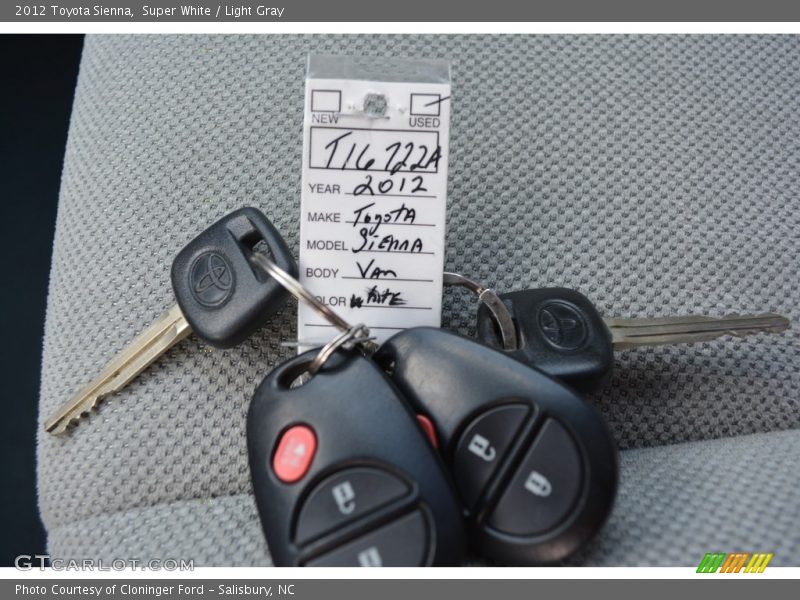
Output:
[4, 0, 800, 22]
[3, 579, 797, 600]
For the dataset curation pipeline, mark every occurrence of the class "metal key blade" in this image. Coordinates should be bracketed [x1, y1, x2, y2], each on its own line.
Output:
[606, 313, 790, 350]
[44, 304, 192, 435]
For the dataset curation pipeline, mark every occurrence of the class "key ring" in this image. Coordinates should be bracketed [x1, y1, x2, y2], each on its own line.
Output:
[306, 323, 372, 376]
[250, 252, 352, 333]
[443, 272, 518, 351]
[249, 252, 377, 374]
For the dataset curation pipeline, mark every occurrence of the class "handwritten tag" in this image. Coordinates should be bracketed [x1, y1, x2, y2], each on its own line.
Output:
[298, 60, 451, 347]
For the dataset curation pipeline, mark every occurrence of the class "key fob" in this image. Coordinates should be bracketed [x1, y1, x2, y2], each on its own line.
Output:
[171, 207, 297, 348]
[375, 327, 617, 565]
[247, 348, 466, 567]
[477, 288, 614, 392]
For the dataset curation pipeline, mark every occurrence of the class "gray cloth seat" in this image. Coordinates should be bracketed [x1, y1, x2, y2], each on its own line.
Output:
[38, 35, 800, 566]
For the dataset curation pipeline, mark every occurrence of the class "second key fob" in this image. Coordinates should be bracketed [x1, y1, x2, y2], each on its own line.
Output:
[247, 348, 465, 567]
[375, 327, 618, 565]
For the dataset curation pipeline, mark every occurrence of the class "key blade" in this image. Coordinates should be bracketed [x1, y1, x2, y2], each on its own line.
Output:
[606, 313, 790, 350]
[44, 304, 192, 435]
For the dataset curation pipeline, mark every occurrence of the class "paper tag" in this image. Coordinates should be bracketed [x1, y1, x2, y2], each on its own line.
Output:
[298, 57, 451, 348]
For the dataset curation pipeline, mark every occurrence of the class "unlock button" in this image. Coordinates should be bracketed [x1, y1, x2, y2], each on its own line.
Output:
[295, 467, 408, 544]
[453, 404, 530, 511]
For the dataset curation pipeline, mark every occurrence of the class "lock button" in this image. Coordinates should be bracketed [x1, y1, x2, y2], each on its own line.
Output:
[294, 467, 409, 544]
[488, 418, 583, 537]
[453, 404, 530, 511]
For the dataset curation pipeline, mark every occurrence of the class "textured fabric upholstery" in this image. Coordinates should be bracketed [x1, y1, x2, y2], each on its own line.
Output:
[39, 35, 800, 566]
[48, 430, 800, 567]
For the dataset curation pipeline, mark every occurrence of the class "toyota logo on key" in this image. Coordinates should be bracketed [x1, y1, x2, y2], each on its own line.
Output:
[537, 301, 588, 350]
[189, 251, 234, 307]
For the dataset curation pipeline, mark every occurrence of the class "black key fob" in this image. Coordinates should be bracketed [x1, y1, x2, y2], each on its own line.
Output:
[171, 206, 297, 348]
[247, 348, 466, 567]
[375, 327, 617, 565]
[477, 288, 614, 392]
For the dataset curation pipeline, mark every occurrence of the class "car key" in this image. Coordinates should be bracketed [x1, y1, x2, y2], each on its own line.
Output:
[374, 327, 618, 565]
[44, 207, 297, 435]
[247, 261, 465, 567]
[475, 287, 790, 392]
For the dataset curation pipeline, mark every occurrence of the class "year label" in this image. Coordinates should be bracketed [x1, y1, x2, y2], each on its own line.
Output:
[15, 5, 47, 16]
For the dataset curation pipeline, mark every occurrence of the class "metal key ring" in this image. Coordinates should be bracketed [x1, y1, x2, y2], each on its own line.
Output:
[249, 252, 351, 332]
[443, 272, 518, 351]
[306, 323, 372, 376]
[249, 252, 377, 377]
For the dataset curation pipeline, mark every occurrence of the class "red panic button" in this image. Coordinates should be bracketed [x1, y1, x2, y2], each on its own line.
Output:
[273, 425, 317, 483]
[416, 414, 438, 449]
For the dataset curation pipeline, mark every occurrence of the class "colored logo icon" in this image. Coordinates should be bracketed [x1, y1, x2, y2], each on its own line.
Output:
[697, 552, 773, 573]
